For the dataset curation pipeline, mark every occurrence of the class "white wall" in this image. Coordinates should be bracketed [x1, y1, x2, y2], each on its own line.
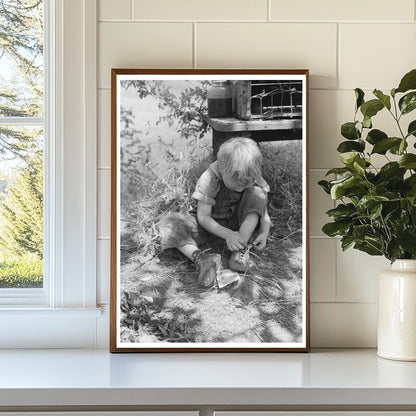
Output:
[96, 0, 416, 348]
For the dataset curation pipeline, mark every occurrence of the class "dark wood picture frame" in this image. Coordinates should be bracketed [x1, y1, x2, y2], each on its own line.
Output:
[110, 69, 310, 352]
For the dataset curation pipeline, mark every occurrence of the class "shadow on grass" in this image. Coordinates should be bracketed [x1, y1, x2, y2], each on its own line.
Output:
[120, 235, 303, 344]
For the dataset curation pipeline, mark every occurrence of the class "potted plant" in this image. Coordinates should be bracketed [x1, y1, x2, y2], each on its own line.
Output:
[319, 68, 416, 361]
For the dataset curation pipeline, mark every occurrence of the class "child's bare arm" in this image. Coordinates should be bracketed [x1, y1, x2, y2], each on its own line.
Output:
[197, 200, 245, 251]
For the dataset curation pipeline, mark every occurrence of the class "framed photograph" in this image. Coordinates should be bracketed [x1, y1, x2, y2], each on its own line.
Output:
[110, 69, 310, 352]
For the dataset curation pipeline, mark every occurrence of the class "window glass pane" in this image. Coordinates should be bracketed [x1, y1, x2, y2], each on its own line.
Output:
[0, 0, 44, 117]
[0, 125, 43, 288]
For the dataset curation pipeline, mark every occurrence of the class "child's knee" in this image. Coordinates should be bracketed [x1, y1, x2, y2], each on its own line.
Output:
[159, 213, 195, 249]
[245, 186, 267, 202]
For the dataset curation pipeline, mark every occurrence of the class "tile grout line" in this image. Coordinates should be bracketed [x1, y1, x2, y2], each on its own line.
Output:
[311, 301, 378, 305]
[336, 22, 340, 90]
[267, 0, 271, 22]
[97, 19, 415, 24]
[130, 0, 133, 20]
[193, 22, 197, 69]
[334, 230, 339, 303]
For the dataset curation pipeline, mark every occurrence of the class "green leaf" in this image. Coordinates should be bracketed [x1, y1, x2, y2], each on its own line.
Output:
[330, 176, 355, 199]
[363, 116, 372, 129]
[366, 129, 388, 145]
[373, 89, 391, 110]
[353, 224, 374, 240]
[341, 235, 355, 251]
[357, 195, 389, 212]
[371, 137, 402, 154]
[326, 203, 357, 220]
[325, 167, 352, 176]
[354, 241, 383, 256]
[407, 120, 416, 137]
[355, 88, 365, 110]
[399, 154, 416, 169]
[322, 221, 351, 237]
[337, 140, 365, 153]
[339, 152, 360, 167]
[395, 69, 416, 94]
[353, 158, 366, 174]
[399, 139, 407, 155]
[389, 139, 408, 155]
[377, 162, 406, 182]
[399, 92, 416, 115]
[398, 226, 416, 255]
[360, 99, 384, 119]
[318, 180, 331, 194]
[341, 122, 361, 140]
[369, 203, 383, 220]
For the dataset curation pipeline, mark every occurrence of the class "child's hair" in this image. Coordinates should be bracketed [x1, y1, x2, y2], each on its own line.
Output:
[217, 137, 263, 186]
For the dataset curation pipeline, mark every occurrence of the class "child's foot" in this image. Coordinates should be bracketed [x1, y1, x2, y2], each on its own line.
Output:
[192, 250, 222, 287]
[229, 249, 253, 272]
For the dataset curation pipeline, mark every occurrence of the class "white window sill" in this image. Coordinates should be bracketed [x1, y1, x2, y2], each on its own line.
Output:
[0, 349, 415, 409]
[0, 307, 102, 317]
[0, 307, 103, 348]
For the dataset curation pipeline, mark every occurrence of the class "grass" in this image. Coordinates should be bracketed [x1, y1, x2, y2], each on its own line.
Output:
[120, 137, 304, 344]
[0, 252, 43, 288]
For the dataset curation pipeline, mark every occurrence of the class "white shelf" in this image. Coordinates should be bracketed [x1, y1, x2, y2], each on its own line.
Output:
[0, 349, 415, 409]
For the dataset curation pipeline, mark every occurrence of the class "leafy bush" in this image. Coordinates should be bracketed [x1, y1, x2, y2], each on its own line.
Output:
[319, 69, 416, 262]
[0, 252, 42, 288]
[0, 154, 43, 258]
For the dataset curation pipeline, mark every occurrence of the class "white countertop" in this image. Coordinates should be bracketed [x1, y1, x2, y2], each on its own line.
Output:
[0, 349, 416, 408]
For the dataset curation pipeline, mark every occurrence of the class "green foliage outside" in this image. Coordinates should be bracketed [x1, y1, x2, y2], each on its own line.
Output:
[0, 252, 42, 288]
[0, 0, 44, 288]
[319, 69, 416, 262]
[0, 155, 43, 258]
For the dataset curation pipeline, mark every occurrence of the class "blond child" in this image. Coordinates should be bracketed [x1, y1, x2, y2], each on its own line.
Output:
[159, 137, 271, 287]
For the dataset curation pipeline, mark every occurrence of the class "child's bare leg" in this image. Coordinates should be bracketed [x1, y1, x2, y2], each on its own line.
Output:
[178, 243, 199, 260]
[179, 243, 221, 287]
[238, 213, 260, 246]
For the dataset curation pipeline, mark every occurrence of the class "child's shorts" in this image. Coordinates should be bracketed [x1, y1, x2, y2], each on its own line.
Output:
[159, 186, 267, 249]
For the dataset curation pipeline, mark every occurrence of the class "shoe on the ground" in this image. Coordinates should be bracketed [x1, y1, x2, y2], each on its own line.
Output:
[229, 249, 253, 272]
[193, 251, 222, 287]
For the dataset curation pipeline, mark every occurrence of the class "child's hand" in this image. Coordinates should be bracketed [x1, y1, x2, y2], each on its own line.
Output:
[253, 232, 268, 250]
[225, 231, 246, 252]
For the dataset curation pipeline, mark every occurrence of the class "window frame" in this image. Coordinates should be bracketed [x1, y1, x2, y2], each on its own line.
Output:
[0, 0, 100, 348]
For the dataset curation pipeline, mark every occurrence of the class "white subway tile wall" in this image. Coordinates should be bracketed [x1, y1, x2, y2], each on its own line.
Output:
[98, 90, 111, 168]
[97, 239, 110, 305]
[97, 0, 416, 347]
[310, 239, 337, 302]
[196, 23, 337, 89]
[98, 169, 111, 239]
[132, 0, 268, 21]
[99, 0, 131, 21]
[340, 24, 416, 90]
[98, 22, 193, 88]
[270, 0, 414, 22]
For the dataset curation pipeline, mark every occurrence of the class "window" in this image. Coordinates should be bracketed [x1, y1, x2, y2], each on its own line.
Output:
[0, 0, 45, 292]
[0, 0, 100, 348]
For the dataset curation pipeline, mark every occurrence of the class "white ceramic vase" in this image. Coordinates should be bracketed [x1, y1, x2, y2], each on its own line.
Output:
[378, 259, 416, 361]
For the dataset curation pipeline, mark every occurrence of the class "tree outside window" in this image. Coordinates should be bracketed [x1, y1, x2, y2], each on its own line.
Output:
[0, 0, 44, 288]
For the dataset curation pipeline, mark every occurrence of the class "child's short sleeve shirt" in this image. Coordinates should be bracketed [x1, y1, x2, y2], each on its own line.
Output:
[192, 161, 269, 206]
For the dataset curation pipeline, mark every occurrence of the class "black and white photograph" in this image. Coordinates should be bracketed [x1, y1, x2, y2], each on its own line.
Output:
[110, 69, 309, 352]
